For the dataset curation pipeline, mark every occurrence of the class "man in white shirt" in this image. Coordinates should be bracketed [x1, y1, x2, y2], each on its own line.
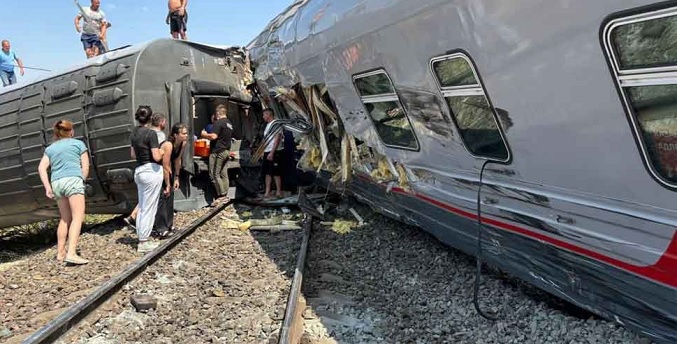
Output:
[261, 108, 283, 198]
[74, 0, 108, 58]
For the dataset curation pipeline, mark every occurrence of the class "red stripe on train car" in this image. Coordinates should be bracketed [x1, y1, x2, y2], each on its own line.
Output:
[383, 185, 677, 288]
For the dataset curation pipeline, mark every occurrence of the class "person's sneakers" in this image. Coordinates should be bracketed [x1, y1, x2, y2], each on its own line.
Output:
[123, 216, 136, 230]
[137, 240, 160, 254]
[64, 255, 89, 266]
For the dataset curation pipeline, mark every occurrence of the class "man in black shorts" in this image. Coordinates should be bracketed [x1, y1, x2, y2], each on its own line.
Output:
[261, 108, 283, 198]
[166, 0, 188, 40]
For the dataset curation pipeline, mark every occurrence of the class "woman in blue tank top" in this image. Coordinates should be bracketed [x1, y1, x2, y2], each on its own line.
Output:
[37, 120, 90, 265]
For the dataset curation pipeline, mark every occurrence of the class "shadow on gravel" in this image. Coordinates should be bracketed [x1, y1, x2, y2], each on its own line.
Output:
[233, 203, 301, 282]
[0, 215, 123, 265]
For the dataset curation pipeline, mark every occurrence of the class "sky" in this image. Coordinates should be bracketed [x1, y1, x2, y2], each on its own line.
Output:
[0, 0, 293, 84]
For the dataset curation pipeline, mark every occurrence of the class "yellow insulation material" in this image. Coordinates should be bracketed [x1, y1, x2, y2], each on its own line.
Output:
[322, 219, 358, 234]
[370, 157, 395, 182]
[396, 163, 411, 191]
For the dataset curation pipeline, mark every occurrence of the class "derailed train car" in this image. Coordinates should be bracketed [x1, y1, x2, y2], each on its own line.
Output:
[248, 0, 677, 342]
[0, 39, 252, 228]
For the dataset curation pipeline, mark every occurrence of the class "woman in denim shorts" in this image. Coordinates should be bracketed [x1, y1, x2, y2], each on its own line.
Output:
[38, 120, 90, 265]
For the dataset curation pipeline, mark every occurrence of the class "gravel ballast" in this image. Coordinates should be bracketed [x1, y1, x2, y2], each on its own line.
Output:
[300, 203, 653, 344]
[60, 205, 303, 344]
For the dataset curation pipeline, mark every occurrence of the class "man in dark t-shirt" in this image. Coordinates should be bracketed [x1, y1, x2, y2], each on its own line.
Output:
[200, 104, 233, 203]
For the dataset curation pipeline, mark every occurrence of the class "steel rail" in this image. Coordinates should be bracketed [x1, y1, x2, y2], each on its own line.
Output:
[278, 215, 312, 344]
[22, 201, 231, 344]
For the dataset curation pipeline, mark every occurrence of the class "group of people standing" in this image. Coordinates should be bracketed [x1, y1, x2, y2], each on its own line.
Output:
[1, 0, 189, 87]
[75, 0, 188, 59]
[128, 106, 188, 253]
[37, 107, 189, 264]
[36, 103, 287, 262]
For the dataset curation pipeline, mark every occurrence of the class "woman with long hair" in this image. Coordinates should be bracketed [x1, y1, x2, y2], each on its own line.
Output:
[130, 105, 164, 253]
[154, 123, 188, 237]
[38, 120, 90, 265]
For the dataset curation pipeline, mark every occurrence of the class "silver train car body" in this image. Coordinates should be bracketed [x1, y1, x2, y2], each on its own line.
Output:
[0, 39, 251, 228]
[248, 0, 677, 342]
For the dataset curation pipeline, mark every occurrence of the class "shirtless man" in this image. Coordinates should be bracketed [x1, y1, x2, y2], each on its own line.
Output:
[166, 0, 188, 40]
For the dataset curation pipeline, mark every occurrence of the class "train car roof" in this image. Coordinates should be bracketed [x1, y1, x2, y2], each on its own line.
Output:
[0, 39, 236, 95]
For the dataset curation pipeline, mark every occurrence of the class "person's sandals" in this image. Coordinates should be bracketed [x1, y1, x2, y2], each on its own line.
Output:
[123, 216, 136, 230]
[64, 255, 89, 266]
[157, 228, 174, 239]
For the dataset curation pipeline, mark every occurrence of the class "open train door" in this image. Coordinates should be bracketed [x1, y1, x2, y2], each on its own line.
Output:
[169, 77, 241, 210]
[168, 75, 194, 175]
[168, 75, 207, 211]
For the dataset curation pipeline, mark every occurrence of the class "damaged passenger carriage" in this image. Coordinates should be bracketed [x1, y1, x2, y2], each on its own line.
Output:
[247, 1, 677, 343]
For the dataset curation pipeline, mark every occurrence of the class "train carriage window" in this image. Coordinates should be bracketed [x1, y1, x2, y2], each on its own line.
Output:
[605, 8, 677, 186]
[431, 54, 509, 161]
[611, 14, 677, 70]
[353, 70, 419, 150]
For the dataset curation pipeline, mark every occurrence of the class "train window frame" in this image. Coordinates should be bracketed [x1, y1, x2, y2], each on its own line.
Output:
[429, 53, 511, 162]
[352, 69, 420, 151]
[603, 7, 677, 188]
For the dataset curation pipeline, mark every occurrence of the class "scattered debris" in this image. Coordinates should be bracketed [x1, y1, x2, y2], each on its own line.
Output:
[348, 208, 365, 226]
[130, 294, 157, 312]
[238, 220, 252, 231]
[0, 327, 12, 338]
[320, 220, 359, 234]
[249, 224, 302, 232]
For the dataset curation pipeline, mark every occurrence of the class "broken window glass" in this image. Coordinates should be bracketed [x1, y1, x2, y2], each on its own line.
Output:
[364, 101, 417, 149]
[431, 55, 509, 161]
[353, 70, 419, 150]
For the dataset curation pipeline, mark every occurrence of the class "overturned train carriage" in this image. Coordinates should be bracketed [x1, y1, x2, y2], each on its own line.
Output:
[249, 0, 677, 342]
[0, 39, 252, 228]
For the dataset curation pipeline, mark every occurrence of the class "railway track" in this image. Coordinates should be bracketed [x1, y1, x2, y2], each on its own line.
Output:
[0, 201, 313, 344]
[2, 192, 652, 344]
[20, 202, 231, 343]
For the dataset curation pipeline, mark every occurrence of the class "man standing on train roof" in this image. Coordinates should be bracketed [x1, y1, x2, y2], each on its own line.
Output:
[74, 0, 108, 58]
[0, 40, 24, 87]
[167, 0, 188, 40]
